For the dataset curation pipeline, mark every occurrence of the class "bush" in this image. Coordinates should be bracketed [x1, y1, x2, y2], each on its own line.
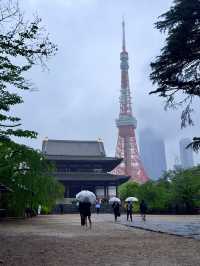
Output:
[0, 140, 64, 217]
[118, 166, 200, 214]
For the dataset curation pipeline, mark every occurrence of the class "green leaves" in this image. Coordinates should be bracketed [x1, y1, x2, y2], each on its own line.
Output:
[0, 1, 57, 139]
[119, 167, 200, 214]
[150, 0, 200, 149]
[0, 2, 61, 216]
[118, 181, 139, 200]
[0, 140, 64, 216]
[171, 167, 200, 211]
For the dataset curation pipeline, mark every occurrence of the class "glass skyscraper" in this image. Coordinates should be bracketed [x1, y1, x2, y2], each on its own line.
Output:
[139, 128, 167, 180]
[179, 138, 194, 169]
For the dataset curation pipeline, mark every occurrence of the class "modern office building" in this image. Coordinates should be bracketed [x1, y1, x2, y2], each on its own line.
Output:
[139, 128, 167, 180]
[179, 138, 194, 169]
[173, 155, 182, 171]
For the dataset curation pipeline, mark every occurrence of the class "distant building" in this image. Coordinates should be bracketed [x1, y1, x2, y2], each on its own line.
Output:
[173, 155, 182, 171]
[139, 129, 167, 180]
[179, 138, 194, 169]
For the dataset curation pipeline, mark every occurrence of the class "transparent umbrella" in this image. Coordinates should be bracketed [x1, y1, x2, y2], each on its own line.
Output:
[76, 190, 96, 204]
[109, 197, 121, 204]
[125, 197, 138, 202]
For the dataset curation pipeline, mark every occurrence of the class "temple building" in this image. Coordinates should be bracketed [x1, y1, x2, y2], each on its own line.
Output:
[42, 139, 128, 201]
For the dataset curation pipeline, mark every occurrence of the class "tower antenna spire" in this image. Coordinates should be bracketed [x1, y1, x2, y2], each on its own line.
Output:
[113, 19, 149, 183]
[122, 16, 126, 51]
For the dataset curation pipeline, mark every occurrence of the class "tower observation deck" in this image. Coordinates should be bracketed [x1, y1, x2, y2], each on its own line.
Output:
[113, 19, 149, 183]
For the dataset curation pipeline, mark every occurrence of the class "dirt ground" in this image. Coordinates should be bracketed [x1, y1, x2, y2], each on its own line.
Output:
[0, 214, 200, 266]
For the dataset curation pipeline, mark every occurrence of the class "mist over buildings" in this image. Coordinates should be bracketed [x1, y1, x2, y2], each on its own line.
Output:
[13, 0, 200, 170]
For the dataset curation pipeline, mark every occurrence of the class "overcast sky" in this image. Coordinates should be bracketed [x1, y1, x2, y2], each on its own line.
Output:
[16, 0, 200, 169]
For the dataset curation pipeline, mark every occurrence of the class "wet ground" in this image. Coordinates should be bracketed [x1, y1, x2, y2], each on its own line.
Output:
[0, 214, 200, 266]
[121, 214, 200, 240]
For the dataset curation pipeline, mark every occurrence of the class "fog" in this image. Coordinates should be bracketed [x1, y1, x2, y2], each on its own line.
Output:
[14, 0, 200, 169]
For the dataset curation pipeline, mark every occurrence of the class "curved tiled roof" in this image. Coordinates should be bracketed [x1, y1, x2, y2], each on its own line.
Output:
[42, 139, 105, 157]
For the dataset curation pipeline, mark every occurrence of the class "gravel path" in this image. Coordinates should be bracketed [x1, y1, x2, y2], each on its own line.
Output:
[0, 214, 200, 266]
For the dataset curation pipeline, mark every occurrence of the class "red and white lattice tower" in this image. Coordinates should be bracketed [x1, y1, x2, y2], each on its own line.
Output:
[113, 20, 149, 183]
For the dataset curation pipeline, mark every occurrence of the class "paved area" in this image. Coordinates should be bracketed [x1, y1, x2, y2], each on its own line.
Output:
[0, 214, 200, 266]
[120, 214, 200, 240]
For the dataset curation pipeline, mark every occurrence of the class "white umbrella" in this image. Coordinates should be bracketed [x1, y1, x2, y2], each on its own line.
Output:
[125, 197, 138, 202]
[109, 197, 121, 204]
[76, 190, 96, 204]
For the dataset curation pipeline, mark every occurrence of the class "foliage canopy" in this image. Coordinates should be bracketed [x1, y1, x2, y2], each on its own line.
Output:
[0, 139, 64, 216]
[0, 0, 57, 139]
[119, 166, 200, 214]
[150, 0, 200, 150]
[0, 1, 62, 216]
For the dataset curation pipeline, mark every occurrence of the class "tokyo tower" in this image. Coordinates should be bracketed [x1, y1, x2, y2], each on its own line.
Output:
[114, 20, 149, 183]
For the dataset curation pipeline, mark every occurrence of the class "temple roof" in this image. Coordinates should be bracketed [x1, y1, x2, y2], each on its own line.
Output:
[46, 155, 122, 172]
[42, 139, 106, 157]
[45, 154, 121, 162]
[54, 172, 129, 182]
[42, 139, 123, 172]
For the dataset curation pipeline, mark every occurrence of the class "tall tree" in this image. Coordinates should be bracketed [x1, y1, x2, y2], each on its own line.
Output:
[0, 1, 61, 216]
[150, 0, 200, 150]
[170, 166, 200, 213]
[0, 0, 57, 139]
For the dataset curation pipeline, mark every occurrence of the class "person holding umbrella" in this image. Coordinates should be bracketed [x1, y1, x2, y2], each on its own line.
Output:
[109, 197, 121, 222]
[125, 197, 138, 222]
[79, 198, 92, 228]
[126, 201, 133, 222]
[112, 201, 120, 222]
[76, 190, 96, 229]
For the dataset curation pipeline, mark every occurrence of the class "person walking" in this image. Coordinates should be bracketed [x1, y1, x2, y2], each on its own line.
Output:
[59, 204, 64, 214]
[95, 200, 101, 214]
[126, 201, 133, 222]
[78, 201, 85, 226]
[38, 205, 41, 215]
[79, 199, 92, 229]
[112, 201, 120, 222]
[140, 199, 147, 221]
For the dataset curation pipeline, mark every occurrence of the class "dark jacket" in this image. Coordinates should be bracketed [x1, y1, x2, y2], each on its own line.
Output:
[140, 201, 147, 213]
[79, 201, 91, 217]
[126, 202, 133, 212]
[112, 202, 120, 215]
